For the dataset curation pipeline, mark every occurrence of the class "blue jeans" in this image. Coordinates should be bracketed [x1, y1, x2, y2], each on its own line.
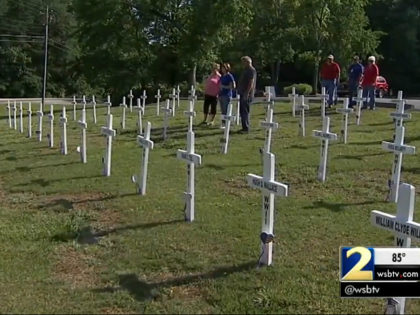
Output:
[239, 94, 252, 131]
[321, 79, 337, 106]
[362, 86, 376, 109]
[219, 95, 231, 116]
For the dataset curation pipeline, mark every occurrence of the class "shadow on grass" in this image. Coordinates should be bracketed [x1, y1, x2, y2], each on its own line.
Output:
[17, 175, 102, 187]
[349, 140, 381, 146]
[335, 152, 385, 161]
[15, 161, 78, 172]
[368, 122, 393, 127]
[206, 162, 259, 171]
[52, 219, 184, 244]
[92, 261, 257, 301]
[304, 200, 381, 212]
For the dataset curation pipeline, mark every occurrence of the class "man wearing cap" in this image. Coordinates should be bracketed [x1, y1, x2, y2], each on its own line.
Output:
[361, 56, 379, 110]
[320, 55, 341, 108]
[348, 56, 364, 108]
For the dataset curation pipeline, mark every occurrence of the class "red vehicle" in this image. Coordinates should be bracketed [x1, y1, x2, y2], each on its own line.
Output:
[375, 76, 389, 98]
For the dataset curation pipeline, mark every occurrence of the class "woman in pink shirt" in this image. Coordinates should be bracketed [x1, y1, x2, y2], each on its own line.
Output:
[201, 63, 221, 125]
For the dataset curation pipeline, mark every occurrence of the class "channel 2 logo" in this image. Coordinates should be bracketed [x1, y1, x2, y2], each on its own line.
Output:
[341, 247, 374, 281]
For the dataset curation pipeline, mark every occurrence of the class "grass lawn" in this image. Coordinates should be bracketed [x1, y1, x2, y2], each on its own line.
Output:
[0, 99, 419, 314]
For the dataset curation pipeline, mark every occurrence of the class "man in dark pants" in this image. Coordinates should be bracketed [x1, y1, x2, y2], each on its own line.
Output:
[237, 56, 257, 133]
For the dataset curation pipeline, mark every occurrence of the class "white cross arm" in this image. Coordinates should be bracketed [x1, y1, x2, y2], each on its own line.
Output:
[59, 117, 68, 124]
[390, 112, 411, 120]
[120, 103, 127, 108]
[371, 210, 420, 240]
[313, 130, 338, 141]
[177, 149, 202, 165]
[336, 108, 353, 114]
[221, 114, 236, 122]
[78, 120, 87, 129]
[101, 126, 116, 137]
[382, 141, 416, 154]
[183, 111, 196, 117]
[47, 113, 54, 120]
[247, 174, 288, 197]
[260, 121, 279, 129]
[137, 136, 154, 149]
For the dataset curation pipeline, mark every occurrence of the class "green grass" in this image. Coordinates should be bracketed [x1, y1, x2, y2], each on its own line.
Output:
[0, 100, 419, 314]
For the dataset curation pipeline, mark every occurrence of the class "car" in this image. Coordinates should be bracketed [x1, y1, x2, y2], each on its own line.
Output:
[336, 75, 389, 98]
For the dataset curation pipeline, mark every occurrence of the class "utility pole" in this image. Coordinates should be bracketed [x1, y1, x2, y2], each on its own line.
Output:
[41, 6, 49, 112]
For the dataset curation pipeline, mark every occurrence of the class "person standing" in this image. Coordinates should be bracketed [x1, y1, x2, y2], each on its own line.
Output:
[201, 63, 221, 126]
[361, 55, 379, 110]
[219, 63, 236, 128]
[237, 56, 257, 133]
[320, 55, 340, 108]
[348, 55, 364, 108]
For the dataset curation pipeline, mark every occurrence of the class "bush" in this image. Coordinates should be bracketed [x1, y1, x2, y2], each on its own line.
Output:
[283, 83, 313, 96]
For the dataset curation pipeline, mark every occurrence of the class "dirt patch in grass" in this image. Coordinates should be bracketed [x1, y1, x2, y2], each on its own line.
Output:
[54, 245, 101, 289]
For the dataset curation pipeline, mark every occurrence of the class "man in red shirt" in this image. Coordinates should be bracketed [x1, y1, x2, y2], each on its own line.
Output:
[320, 54, 340, 107]
[361, 55, 379, 110]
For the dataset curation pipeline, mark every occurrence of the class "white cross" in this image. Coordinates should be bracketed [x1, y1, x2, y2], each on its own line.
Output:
[353, 88, 364, 125]
[120, 96, 127, 130]
[141, 90, 147, 115]
[77, 108, 87, 163]
[36, 103, 43, 142]
[170, 88, 176, 117]
[264, 86, 272, 102]
[176, 85, 181, 108]
[220, 102, 236, 154]
[261, 107, 279, 154]
[188, 87, 197, 106]
[177, 128, 202, 222]
[136, 98, 143, 135]
[72, 95, 77, 121]
[288, 87, 298, 117]
[184, 99, 196, 132]
[46, 105, 54, 148]
[320, 86, 328, 119]
[59, 106, 68, 155]
[371, 183, 420, 315]
[19, 101, 23, 133]
[382, 126, 416, 203]
[132, 121, 154, 195]
[297, 95, 309, 137]
[162, 99, 172, 140]
[336, 98, 353, 144]
[7, 100, 11, 128]
[82, 95, 87, 111]
[27, 102, 32, 138]
[247, 151, 288, 266]
[12, 101, 17, 130]
[105, 94, 112, 116]
[101, 114, 116, 176]
[92, 95, 97, 124]
[128, 89, 134, 113]
[391, 91, 411, 129]
[155, 89, 161, 116]
[235, 94, 241, 125]
[313, 116, 338, 182]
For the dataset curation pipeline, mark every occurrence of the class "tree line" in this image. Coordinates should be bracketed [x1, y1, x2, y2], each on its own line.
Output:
[0, 0, 418, 102]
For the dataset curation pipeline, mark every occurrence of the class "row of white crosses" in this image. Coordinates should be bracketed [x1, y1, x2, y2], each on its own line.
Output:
[383, 91, 415, 203]
[372, 183, 420, 314]
[177, 99, 202, 222]
[247, 105, 287, 266]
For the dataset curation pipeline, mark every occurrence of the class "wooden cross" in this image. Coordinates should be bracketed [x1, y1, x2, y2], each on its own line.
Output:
[382, 126, 416, 203]
[170, 88, 176, 117]
[128, 89, 134, 113]
[77, 108, 87, 163]
[101, 114, 116, 176]
[72, 95, 77, 121]
[19, 101, 23, 134]
[92, 95, 97, 124]
[313, 117, 338, 182]
[120, 96, 127, 130]
[27, 102, 32, 138]
[162, 99, 172, 140]
[320, 86, 328, 119]
[82, 95, 87, 111]
[247, 151, 288, 266]
[155, 89, 161, 116]
[136, 98, 143, 135]
[371, 183, 420, 315]
[353, 88, 364, 125]
[36, 103, 43, 142]
[12, 101, 17, 130]
[7, 100, 11, 128]
[288, 87, 298, 117]
[220, 102, 236, 154]
[336, 98, 353, 144]
[105, 94, 112, 116]
[261, 107, 279, 154]
[176, 85, 181, 108]
[59, 106, 68, 155]
[297, 95, 309, 137]
[235, 94, 241, 125]
[391, 91, 411, 131]
[141, 90, 147, 115]
[46, 105, 54, 148]
[132, 121, 154, 195]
